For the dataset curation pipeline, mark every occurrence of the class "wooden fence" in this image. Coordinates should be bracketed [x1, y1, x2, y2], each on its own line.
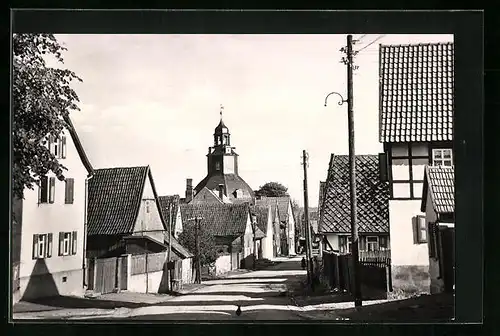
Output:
[131, 252, 166, 275]
[322, 251, 392, 298]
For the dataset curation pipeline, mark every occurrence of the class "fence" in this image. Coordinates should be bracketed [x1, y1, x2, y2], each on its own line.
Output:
[131, 252, 167, 275]
[322, 250, 392, 298]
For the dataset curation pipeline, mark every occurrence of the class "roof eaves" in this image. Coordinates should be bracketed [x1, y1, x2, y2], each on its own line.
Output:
[64, 116, 94, 176]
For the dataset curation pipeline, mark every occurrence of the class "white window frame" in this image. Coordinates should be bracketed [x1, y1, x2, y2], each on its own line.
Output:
[432, 148, 453, 167]
[38, 234, 47, 258]
[62, 232, 71, 256]
[366, 236, 380, 252]
[416, 215, 428, 243]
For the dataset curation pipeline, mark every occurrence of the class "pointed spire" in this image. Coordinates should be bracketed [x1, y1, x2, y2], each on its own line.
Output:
[220, 104, 224, 121]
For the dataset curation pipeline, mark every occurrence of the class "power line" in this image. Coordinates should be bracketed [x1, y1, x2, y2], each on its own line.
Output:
[354, 34, 386, 56]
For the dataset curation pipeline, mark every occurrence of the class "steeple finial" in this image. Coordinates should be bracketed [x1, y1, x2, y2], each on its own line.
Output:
[220, 104, 224, 120]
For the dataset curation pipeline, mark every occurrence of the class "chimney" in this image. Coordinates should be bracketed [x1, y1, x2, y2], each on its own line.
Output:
[218, 184, 225, 201]
[186, 178, 193, 203]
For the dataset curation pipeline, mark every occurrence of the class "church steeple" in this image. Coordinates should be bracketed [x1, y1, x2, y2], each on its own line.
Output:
[213, 104, 231, 147]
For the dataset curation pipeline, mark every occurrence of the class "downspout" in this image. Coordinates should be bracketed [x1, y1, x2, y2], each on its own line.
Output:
[83, 174, 93, 289]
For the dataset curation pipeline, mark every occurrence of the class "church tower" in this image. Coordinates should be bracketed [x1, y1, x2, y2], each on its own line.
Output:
[193, 106, 255, 204]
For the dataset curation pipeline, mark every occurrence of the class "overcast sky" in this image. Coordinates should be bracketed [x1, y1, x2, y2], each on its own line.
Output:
[56, 34, 453, 207]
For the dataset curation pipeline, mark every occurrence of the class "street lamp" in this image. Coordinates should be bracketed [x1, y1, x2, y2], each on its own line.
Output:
[324, 91, 348, 106]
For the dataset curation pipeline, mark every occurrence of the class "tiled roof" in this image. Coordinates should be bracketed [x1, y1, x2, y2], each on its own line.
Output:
[421, 166, 455, 214]
[252, 205, 270, 233]
[319, 154, 390, 234]
[379, 42, 454, 143]
[255, 196, 291, 223]
[87, 166, 149, 236]
[158, 195, 180, 234]
[194, 173, 255, 204]
[179, 203, 250, 238]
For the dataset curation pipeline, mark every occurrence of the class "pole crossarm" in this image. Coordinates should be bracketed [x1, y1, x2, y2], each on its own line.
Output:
[324, 91, 348, 107]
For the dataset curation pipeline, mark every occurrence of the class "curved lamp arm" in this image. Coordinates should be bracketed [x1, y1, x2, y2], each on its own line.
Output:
[324, 91, 348, 107]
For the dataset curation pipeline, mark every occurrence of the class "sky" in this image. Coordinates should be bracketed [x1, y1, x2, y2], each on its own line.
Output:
[56, 34, 453, 207]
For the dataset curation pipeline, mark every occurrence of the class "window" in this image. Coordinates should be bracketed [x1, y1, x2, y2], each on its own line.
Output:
[366, 236, 380, 251]
[32, 233, 53, 259]
[48, 135, 67, 159]
[39, 176, 56, 204]
[59, 231, 77, 256]
[64, 178, 74, 204]
[432, 149, 453, 166]
[339, 236, 352, 253]
[379, 236, 389, 250]
[215, 161, 221, 171]
[414, 215, 427, 243]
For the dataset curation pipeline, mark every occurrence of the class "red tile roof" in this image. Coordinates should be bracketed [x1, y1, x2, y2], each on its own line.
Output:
[421, 166, 455, 214]
[319, 154, 390, 234]
[179, 203, 250, 238]
[87, 166, 150, 236]
[379, 42, 454, 143]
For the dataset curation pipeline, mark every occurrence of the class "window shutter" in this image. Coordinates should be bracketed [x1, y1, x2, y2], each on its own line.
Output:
[72, 231, 77, 255]
[69, 178, 74, 204]
[47, 233, 53, 258]
[61, 136, 67, 158]
[32, 234, 39, 259]
[378, 153, 389, 182]
[40, 176, 48, 203]
[360, 236, 366, 251]
[58, 232, 64, 256]
[418, 216, 427, 243]
[49, 177, 56, 203]
[48, 135, 54, 154]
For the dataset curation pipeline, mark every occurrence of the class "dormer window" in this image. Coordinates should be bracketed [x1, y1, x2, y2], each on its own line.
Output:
[432, 148, 453, 166]
[225, 147, 231, 154]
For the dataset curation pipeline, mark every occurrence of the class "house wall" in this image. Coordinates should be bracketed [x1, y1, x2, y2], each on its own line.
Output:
[18, 130, 88, 301]
[132, 176, 165, 244]
[262, 208, 274, 260]
[191, 188, 222, 205]
[390, 143, 428, 200]
[215, 254, 231, 275]
[389, 200, 430, 294]
[287, 203, 296, 255]
[174, 207, 183, 238]
[243, 216, 254, 258]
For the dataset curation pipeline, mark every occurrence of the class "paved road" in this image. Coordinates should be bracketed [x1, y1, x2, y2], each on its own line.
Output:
[94, 256, 312, 320]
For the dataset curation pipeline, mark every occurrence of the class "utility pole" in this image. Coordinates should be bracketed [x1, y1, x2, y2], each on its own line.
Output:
[167, 205, 172, 292]
[302, 150, 313, 286]
[346, 34, 362, 307]
[188, 216, 203, 284]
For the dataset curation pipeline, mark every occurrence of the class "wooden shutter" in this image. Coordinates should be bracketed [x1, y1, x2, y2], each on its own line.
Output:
[48, 135, 54, 154]
[47, 233, 53, 258]
[378, 153, 388, 182]
[58, 232, 64, 256]
[61, 136, 67, 158]
[65, 178, 74, 204]
[418, 216, 427, 243]
[72, 231, 77, 255]
[32, 234, 39, 259]
[49, 177, 56, 203]
[40, 176, 48, 203]
[359, 236, 367, 251]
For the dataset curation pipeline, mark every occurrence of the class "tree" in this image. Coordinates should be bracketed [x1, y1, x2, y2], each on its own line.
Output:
[12, 34, 82, 200]
[178, 222, 218, 267]
[255, 182, 289, 197]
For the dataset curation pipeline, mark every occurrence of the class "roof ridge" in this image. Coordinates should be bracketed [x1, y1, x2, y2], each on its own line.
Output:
[380, 41, 454, 48]
[95, 165, 149, 171]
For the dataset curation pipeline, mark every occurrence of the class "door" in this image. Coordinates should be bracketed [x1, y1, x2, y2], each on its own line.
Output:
[440, 228, 455, 293]
[95, 257, 118, 294]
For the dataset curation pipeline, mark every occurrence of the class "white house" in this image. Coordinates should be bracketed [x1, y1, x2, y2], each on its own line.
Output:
[379, 42, 454, 294]
[253, 205, 274, 260]
[13, 117, 93, 303]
